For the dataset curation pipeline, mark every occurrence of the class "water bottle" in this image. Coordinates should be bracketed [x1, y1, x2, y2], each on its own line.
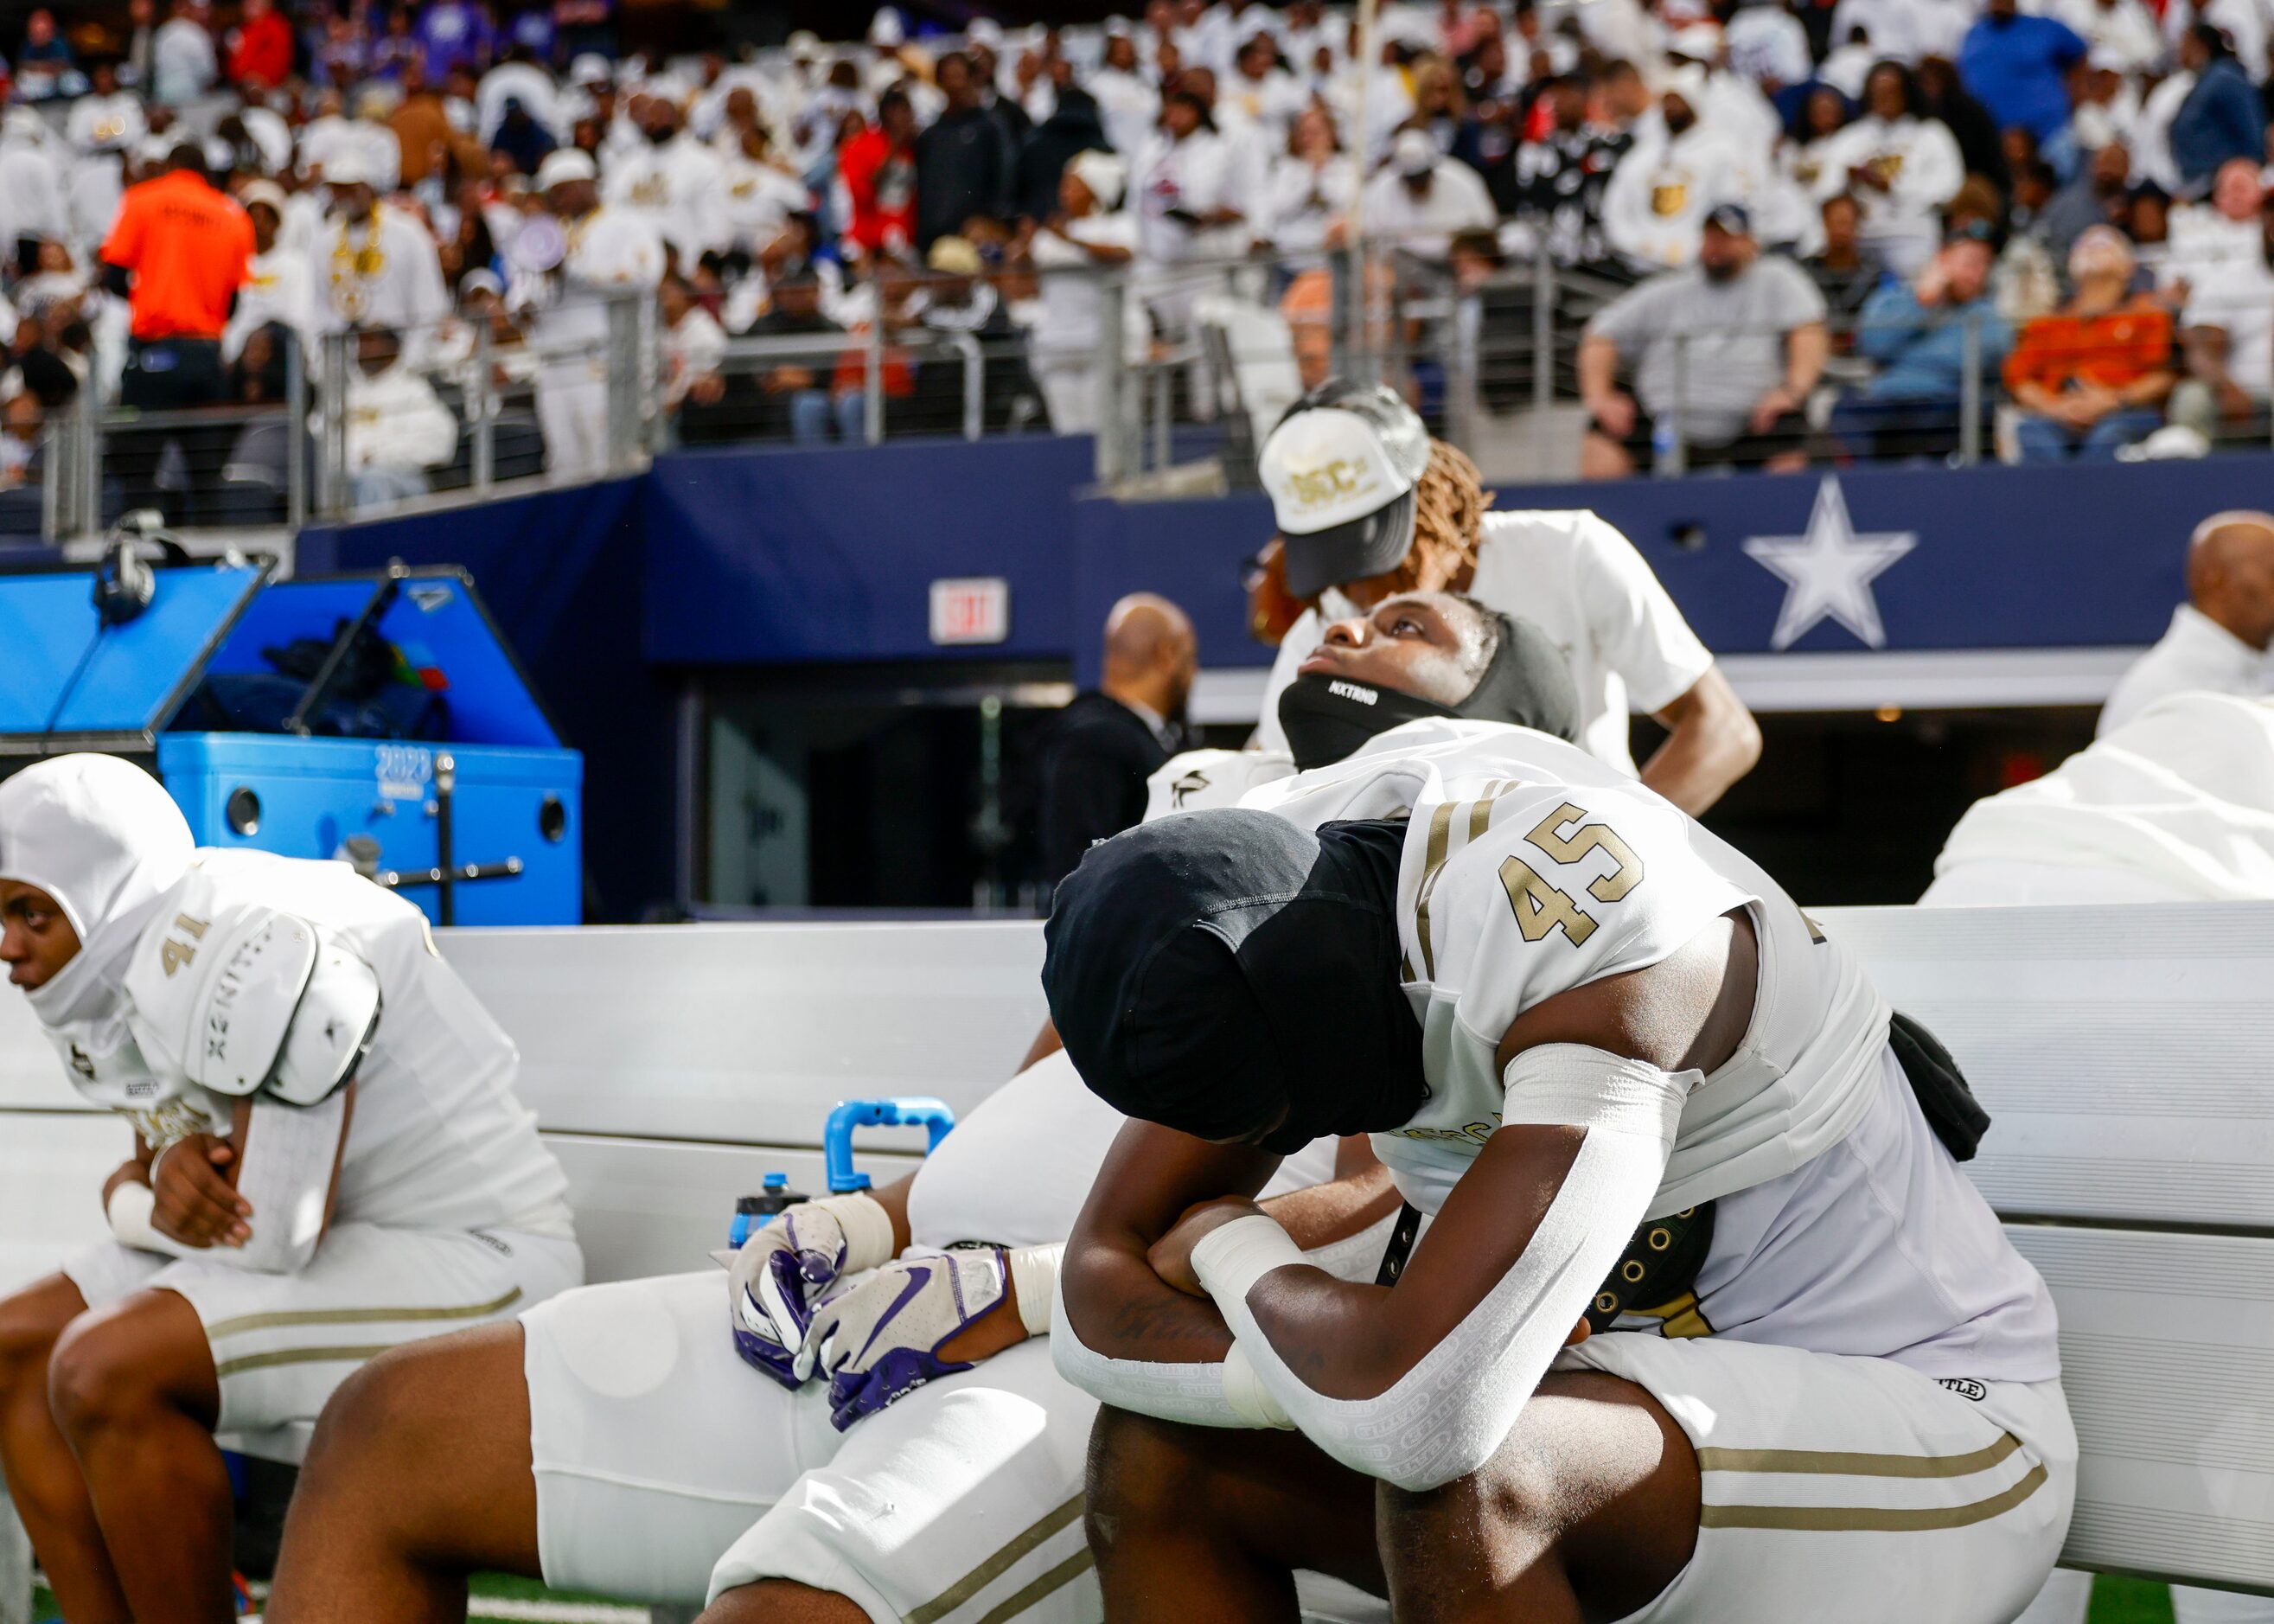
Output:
[728, 1172, 808, 1249]
[1651, 415, 1683, 476]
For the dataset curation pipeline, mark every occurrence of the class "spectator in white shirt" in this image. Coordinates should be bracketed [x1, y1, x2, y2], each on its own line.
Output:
[224, 181, 316, 362]
[1361, 128, 1497, 259]
[604, 97, 726, 273]
[339, 324, 458, 510]
[1027, 148, 1143, 433]
[1218, 29, 1309, 149]
[1088, 26, 1163, 158]
[1262, 104, 1360, 261]
[657, 272, 726, 415]
[312, 153, 450, 348]
[0, 112, 68, 260]
[151, 0, 217, 105]
[1806, 61, 1965, 273]
[2100, 512, 2274, 735]
[2168, 163, 2274, 443]
[2057, 0, 2167, 74]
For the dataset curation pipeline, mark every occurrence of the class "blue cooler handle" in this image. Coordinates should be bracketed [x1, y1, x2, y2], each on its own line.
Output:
[823, 1097, 956, 1192]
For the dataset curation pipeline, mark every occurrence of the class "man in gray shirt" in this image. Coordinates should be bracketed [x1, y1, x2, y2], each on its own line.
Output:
[1579, 203, 1830, 476]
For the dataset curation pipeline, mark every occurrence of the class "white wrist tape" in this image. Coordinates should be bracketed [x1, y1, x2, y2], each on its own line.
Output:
[1050, 1269, 1247, 1428]
[1210, 1045, 1690, 1492]
[105, 1180, 196, 1258]
[1190, 1213, 1306, 1308]
[1007, 1243, 1062, 1336]
[818, 1191, 898, 1276]
[1222, 1339, 1294, 1429]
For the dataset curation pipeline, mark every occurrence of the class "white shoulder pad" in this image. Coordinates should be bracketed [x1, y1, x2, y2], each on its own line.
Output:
[126, 877, 380, 1103]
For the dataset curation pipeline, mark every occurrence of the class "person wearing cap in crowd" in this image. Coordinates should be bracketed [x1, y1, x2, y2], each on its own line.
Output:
[0, 754, 578, 1624]
[516, 144, 662, 481]
[1255, 380, 1761, 815]
[1581, 201, 1829, 476]
[222, 177, 316, 362]
[1038, 592, 1199, 892]
[1360, 126, 1498, 261]
[312, 150, 450, 357]
[256, 593, 1583, 1624]
[2168, 161, 2274, 445]
[1026, 146, 1140, 434]
[99, 138, 253, 521]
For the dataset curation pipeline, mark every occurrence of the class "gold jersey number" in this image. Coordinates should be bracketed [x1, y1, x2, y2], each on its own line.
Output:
[1497, 802, 1645, 947]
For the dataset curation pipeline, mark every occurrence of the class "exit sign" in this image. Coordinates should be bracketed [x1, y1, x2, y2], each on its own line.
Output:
[929, 578, 1010, 645]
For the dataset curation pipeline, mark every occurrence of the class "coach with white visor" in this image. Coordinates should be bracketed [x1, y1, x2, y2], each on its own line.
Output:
[1251, 380, 1762, 815]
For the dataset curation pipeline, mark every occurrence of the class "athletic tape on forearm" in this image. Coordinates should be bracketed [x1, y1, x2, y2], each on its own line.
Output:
[1190, 1213, 1307, 1307]
[1007, 1243, 1062, 1336]
[105, 1180, 198, 1258]
[823, 1191, 898, 1276]
[1050, 1269, 1251, 1428]
[1198, 1046, 1692, 1492]
[1222, 1339, 1294, 1428]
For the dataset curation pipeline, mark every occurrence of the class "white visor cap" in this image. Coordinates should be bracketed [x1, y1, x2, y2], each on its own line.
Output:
[1258, 386, 1433, 598]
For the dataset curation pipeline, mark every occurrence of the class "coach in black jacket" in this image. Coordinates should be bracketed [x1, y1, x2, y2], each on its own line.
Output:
[1038, 593, 1197, 890]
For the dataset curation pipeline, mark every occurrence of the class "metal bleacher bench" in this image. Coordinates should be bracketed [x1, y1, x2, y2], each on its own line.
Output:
[1, 905, 2271, 1615]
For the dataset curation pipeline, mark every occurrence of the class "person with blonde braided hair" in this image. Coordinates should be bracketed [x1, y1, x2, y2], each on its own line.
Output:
[1254, 380, 1763, 815]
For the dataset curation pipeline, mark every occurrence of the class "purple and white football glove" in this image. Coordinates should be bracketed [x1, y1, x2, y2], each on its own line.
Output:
[798, 1248, 1013, 1429]
[727, 1193, 892, 1388]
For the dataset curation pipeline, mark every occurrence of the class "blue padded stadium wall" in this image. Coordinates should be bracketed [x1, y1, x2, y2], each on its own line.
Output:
[297, 439, 2274, 917]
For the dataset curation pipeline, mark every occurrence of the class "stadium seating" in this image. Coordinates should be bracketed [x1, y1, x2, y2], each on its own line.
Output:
[0, 907, 2268, 1612]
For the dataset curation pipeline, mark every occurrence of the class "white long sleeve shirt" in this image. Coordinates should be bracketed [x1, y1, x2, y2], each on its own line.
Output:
[2098, 604, 2274, 737]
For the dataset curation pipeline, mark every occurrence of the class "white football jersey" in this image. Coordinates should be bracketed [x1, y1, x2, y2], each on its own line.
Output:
[1230, 723, 2055, 1383]
[104, 851, 569, 1237]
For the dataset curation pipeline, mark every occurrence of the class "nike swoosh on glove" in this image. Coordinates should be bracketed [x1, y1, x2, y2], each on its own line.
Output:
[727, 1202, 857, 1387]
[799, 1248, 1012, 1429]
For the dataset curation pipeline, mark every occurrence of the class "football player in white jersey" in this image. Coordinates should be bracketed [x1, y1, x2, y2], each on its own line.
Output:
[1044, 641, 2073, 1623]
[264, 593, 1578, 1624]
[1252, 380, 1761, 815]
[0, 755, 577, 1624]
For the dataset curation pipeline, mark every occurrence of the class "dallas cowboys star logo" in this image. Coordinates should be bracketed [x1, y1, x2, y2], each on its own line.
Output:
[1741, 476, 1917, 651]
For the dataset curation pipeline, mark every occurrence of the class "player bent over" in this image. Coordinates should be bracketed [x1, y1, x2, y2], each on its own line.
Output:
[1044, 728, 2075, 1622]
[0, 756, 578, 1624]
[265, 592, 1575, 1624]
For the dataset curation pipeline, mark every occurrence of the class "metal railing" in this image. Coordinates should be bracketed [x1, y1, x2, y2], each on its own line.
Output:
[22, 250, 2268, 538]
[33, 290, 648, 540]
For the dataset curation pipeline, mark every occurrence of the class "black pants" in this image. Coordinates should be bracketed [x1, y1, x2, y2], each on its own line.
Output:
[114, 337, 231, 526]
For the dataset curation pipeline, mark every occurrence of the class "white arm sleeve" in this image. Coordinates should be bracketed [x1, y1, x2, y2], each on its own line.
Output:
[1192, 1045, 1692, 1492]
[1051, 1207, 1406, 1427]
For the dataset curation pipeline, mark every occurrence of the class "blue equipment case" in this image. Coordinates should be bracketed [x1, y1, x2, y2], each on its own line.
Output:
[0, 554, 583, 926]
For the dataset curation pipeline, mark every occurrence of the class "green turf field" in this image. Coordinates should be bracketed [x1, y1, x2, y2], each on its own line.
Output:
[29, 1571, 2189, 1621]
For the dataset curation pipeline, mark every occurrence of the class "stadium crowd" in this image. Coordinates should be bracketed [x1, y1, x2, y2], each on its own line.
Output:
[3, 0, 2274, 503]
